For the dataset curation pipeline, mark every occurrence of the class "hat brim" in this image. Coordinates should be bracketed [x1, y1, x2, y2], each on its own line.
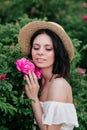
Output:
[18, 21, 74, 61]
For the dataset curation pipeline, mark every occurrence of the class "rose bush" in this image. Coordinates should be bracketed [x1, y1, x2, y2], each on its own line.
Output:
[0, 15, 87, 130]
[0, 42, 36, 130]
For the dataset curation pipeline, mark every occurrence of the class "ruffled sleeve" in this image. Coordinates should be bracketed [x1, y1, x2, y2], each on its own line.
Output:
[40, 101, 79, 129]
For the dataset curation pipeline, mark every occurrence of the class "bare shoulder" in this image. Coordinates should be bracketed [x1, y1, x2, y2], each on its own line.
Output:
[47, 77, 73, 103]
[50, 77, 72, 92]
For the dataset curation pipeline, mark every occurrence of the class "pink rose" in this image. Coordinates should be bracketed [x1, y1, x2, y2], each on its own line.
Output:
[15, 58, 35, 74]
[82, 15, 87, 20]
[0, 74, 7, 80]
[30, 7, 36, 14]
[82, 2, 87, 8]
[77, 68, 85, 75]
[15, 58, 42, 79]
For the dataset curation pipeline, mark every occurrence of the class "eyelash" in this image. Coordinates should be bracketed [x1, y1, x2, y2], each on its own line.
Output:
[33, 48, 39, 50]
[46, 49, 53, 51]
[33, 48, 53, 51]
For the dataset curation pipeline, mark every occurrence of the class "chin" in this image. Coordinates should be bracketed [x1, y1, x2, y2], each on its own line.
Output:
[35, 64, 44, 68]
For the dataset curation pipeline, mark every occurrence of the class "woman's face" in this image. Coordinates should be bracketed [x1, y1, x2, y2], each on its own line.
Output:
[31, 33, 54, 70]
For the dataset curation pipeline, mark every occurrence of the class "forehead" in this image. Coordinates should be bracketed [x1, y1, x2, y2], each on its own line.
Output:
[33, 33, 53, 46]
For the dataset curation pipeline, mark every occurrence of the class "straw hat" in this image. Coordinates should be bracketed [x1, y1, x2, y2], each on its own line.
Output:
[18, 21, 74, 61]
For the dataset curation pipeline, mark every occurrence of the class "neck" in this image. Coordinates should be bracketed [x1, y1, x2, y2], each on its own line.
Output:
[41, 68, 53, 85]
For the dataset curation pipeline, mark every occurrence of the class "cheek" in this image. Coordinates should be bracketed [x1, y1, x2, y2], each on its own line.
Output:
[31, 49, 35, 58]
[48, 52, 55, 63]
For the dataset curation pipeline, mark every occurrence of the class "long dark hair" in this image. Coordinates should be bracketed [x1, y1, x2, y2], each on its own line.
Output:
[29, 29, 70, 78]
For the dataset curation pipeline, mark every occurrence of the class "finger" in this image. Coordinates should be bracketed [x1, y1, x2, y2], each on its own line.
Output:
[24, 74, 32, 88]
[28, 71, 34, 84]
[32, 72, 39, 84]
[25, 84, 29, 91]
[24, 84, 30, 97]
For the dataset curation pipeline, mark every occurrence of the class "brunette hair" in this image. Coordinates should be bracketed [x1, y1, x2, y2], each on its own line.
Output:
[29, 29, 70, 78]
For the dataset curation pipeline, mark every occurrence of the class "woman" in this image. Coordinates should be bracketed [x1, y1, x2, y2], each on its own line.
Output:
[18, 21, 79, 130]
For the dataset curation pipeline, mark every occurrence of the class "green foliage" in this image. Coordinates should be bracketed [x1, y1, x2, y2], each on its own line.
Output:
[0, 15, 31, 45]
[68, 39, 87, 130]
[0, 23, 20, 45]
[0, 42, 34, 129]
[0, 14, 46, 46]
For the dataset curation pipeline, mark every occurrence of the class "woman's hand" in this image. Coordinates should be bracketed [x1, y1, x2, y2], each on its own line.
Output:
[24, 71, 40, 100]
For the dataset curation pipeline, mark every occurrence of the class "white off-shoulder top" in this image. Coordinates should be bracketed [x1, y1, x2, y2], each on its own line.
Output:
[34, 101, 79, 130]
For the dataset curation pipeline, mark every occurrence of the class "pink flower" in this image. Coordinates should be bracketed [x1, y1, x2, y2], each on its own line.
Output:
[30, 7, 36, 14]
[34, 67, 42, 79]
[15, 58, 35, 74]
[15, 58, 42, 79]
[0, 74, 7, 80]
[82, 2, 87, 8]
[82, 15, 87, 20]
[77, 68, 85, 75]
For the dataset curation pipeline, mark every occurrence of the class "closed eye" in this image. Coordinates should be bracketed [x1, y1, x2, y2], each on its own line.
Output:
[33, 47, 39, 50]
[46, 48, 53, 51]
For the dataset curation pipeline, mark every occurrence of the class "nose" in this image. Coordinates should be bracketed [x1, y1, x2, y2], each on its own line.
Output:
[38, 47, 44, 55]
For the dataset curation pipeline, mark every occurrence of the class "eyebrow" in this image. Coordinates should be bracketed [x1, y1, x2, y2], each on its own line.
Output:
[33, 43, 52, 47]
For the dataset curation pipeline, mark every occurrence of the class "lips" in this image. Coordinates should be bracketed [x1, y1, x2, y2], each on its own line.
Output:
[36, 58, 46, 62]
